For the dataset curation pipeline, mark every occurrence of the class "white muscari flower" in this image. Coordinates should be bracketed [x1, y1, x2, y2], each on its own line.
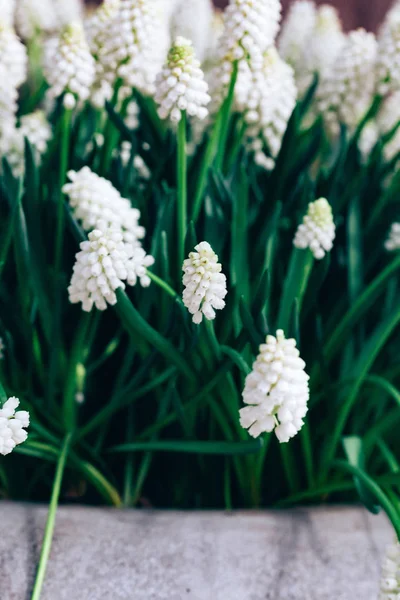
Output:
[68, 221, 154, 312]
[4, 128, 24, 177]
[317, 29, 377, 136]
[300, 4, 345, 89]
[0, 21, 28, 87]
[20, 110, 52, 158]
[239, 330, 309, 443]
[379, 542, 400, 598]
[63, 167, 146, 246]
[0, 0, 16, 26]
[170, 0, 213, 62]
[385, 223, 400, 251]
[182, 241, 227, 324]
[85, 0, 121, 108]
[103, 0, 168, 96]
[0, 63, 18, 143]
[15, 0, 57, 40]
[210, 0, 282, 113]
[278, 1, 316, 70]
[245, 47, 297, 164]
[0, 397, 29, 456]
[155, 36, 210, 123]
[53, 0, 83, 29]
[294, 198, 335, 260]
[376, 10, 400, 95]
[43, 22, 96, 104]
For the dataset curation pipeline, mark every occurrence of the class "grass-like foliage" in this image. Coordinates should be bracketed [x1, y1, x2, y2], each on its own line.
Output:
[2, 3, 400, 593]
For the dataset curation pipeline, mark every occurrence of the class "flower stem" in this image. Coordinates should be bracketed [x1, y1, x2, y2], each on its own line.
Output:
[215, 60, 239, 170]
[31, 433, 72, 600]
[177, 112, 187, 271]
[192, 61, 238, 221]
[147, 271, 180, 301]
[54, 107, 72, 273]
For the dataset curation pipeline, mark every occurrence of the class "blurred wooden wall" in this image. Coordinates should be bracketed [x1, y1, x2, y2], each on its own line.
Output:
[214, 0, 393, 31]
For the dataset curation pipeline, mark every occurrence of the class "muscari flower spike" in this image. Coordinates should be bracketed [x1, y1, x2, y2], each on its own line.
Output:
[43, 21, 96, 107]
[0, 397, 29, 456]
[293, 197, 336, 260]
[68, 221, 154, 312]
[155, 36, 210, 123]
[0, 20, 28, 87]
[240, 330, 310, 443]
[385, 223, 400, 251]
[182, 241, 227, 324]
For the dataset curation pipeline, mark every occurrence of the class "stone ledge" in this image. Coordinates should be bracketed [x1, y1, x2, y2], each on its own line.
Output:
[0, 503, 392, 600]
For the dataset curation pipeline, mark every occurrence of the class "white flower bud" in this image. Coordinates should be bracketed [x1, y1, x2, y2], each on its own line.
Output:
[182, 241, 227, 324]
[44, 21, 96, 104]
[240, 330, 309, 443]
[294, 198, 335, 260]
[0, 397, 30, 455]
[68, 222, 155, 312]
[0, 20, 28, 87]
[63, 167, 147, 246]
[155, 36, 210, 123]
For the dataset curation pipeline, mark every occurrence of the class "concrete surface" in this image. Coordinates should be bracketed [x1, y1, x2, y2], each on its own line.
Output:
[0, 503, 392, 600]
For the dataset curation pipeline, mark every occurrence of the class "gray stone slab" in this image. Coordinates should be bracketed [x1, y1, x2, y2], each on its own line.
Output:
[0, 503, 393, 600]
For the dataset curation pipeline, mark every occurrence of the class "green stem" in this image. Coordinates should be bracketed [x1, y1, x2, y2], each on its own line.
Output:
[54, 108, 72, 274]
[31, 434, 72, 600]
[215, 61, 239, 170]
[147, 271, 179, 300]
[177, 112, 187, 271]
[277, 248, 314, 331]
[63, 313, 92, 432]
[100, 80, 122, 175]
[191, 61, 238, 220]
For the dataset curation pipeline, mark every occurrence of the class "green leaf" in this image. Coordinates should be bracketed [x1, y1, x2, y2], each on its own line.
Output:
[109, 438, 264, 456]
[342, 436, 380, 514]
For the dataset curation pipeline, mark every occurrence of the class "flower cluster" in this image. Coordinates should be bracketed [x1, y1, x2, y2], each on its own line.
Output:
[376, 9, 400, 95]
[1, 0, 15, 26]
[182, 242, 227, 324]
[63, 167, 146, 245]
[294, 198, 336, 260]
[0, 20, 27, 87]
[0, 397, 29, 456]
[278, 0, 316, 71]
[379, 542, 400, 598]
[169, 0, 214, 62]
[245, 47, 297, 168]
[317, 28, 377, 136]
[210, 0, 282, 113]
[239, 330, 310, 443]
[44, 21, 95, 107]
[155, 36, 210, 123]
[385, 223, 400, 251]
[15, 0, 58, 40]
[84, 0, 121, 107]
[102, 0, 168, 96]
[68, 222, 154, 312]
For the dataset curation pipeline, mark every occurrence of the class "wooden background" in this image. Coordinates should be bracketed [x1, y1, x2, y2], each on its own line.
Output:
[214, 0, 393, 31]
